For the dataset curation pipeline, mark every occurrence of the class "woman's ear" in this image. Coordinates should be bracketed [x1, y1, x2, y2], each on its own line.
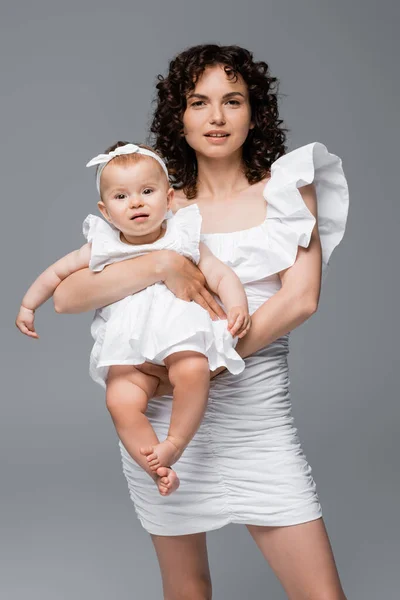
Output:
[97, 201, 112, 223]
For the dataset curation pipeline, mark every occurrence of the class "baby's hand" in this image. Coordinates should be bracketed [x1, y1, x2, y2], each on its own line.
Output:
[15, 306, 39, 339]
[227, 306, 251, 339]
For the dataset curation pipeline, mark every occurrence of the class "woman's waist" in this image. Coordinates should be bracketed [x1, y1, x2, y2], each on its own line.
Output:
[207, 342, 291, 415]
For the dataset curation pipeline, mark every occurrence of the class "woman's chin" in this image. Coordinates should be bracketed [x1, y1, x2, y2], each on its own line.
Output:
[196, 141, 243, 160]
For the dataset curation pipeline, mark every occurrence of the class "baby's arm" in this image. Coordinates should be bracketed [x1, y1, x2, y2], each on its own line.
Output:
[15, 243, 91, 338]
[198, 242, 251, 338]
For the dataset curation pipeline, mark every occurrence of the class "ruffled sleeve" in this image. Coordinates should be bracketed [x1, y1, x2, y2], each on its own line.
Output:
[169, 203, 202, 265]
[264, 141, 349, 282]
[82, 213, 121, 272]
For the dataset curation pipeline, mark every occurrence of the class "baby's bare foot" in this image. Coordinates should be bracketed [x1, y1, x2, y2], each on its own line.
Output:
[156, 466, 180, 496]
[140, 438, 183, 472]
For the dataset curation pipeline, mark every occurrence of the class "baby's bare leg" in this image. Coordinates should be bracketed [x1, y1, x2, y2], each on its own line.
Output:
[143, 352, 210, 472]
[106, 365, 179, 496]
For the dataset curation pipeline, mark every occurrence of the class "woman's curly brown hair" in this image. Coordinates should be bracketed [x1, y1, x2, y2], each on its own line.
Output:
[150, 44, 288, 199]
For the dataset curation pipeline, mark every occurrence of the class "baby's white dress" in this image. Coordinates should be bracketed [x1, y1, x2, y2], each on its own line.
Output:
[83, 204, 244, 389]
[116, 142, 350, 535]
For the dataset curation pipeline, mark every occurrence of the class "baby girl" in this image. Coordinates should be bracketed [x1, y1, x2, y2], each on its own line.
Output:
[16, 142, 251, 496]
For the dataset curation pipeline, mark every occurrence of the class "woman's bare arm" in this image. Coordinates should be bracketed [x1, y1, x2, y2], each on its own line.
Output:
[137, 184, 323, 392]
[228, 183, 322, 360]
[54, 251, 166, 313]
[53, 249, 226, 319]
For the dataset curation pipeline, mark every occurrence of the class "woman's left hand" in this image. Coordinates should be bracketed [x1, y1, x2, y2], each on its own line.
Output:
[135, 362, 173, 397]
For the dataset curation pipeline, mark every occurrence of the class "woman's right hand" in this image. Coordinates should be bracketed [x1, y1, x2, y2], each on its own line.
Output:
[161, 251, 227, 321]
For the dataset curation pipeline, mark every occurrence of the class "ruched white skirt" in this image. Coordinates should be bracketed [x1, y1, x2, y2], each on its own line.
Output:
[119, 333, 322, 536]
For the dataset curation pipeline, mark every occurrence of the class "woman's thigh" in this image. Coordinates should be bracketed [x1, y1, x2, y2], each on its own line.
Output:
[150, 532, 212, 600]
[246, 517, 347, 600]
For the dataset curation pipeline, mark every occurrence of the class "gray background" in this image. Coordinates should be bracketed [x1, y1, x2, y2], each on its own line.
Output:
[1, 1, 399, 598]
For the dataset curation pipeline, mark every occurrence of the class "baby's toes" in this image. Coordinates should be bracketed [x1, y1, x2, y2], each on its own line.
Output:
[149, 461, 161, 472]
[157, 481, 169, 495]
[146, 452, 158, 462]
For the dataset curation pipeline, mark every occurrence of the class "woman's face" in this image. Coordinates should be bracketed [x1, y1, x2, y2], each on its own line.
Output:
[182, 64, 254, 160]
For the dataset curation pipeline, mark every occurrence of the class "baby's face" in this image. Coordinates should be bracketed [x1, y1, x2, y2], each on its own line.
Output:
[98, 158, 173, 243]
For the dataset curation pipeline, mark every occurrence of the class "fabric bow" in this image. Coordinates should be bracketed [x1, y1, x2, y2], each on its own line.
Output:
[86, 143, 141, 168]
[86, 143, 170, 192]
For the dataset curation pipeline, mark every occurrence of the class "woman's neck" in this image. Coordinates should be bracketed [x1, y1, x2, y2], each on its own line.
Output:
[196, 150, 249, 201]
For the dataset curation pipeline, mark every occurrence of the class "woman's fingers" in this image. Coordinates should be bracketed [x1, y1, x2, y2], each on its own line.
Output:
[200, 288, 226, 319]
[194, 289, 226, 321]
[163, 255, 226, 319]
[192, 293, 217, 318]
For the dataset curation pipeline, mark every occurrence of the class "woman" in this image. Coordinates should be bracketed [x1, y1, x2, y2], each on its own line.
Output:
[54, 45, 349, 599]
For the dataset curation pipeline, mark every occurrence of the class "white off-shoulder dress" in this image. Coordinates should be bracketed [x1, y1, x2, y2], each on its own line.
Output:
[118, 142, 350, 536]
[83, 204, 244, 389]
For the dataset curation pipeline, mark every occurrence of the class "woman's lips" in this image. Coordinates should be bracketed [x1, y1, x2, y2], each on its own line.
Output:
[204, 134, 230, 145]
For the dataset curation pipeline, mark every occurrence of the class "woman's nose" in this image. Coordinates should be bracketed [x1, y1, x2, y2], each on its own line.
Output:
[209, 104, 226, 125]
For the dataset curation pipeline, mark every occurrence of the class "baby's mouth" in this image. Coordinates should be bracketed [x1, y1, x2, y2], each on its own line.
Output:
[130, 213, 149, 220]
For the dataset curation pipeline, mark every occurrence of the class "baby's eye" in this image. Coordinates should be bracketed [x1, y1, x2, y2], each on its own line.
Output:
[143, 188, 153, 195]
[114, 193, 126, 200]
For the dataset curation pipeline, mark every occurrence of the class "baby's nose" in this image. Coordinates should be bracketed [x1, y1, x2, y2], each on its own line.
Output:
[129, 195, 144, 207]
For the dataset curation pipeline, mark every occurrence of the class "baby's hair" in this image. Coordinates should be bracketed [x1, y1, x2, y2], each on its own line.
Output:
[95, 141, 169, 200]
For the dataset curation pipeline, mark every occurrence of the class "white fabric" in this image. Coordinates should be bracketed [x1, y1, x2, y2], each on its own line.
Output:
[86, 143, 170, 192]
[83, 204, 245, 388]
[200, 141, 349, 288]
[117, 141, 350, 536]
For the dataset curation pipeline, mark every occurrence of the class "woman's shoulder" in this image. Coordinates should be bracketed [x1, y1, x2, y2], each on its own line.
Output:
[264, 141, 349, 281]
[250, 175, 271, 195]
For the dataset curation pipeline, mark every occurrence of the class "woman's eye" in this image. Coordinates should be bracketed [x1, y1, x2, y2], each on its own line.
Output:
[191, 100, 239, 107]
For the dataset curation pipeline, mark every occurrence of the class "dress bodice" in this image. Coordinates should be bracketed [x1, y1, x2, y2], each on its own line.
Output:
[83, 141, 349, 315]
[200, 141, 349, 312]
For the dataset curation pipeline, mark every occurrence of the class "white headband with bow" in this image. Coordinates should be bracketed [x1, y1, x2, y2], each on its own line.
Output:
[86, 143, 169, 193]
